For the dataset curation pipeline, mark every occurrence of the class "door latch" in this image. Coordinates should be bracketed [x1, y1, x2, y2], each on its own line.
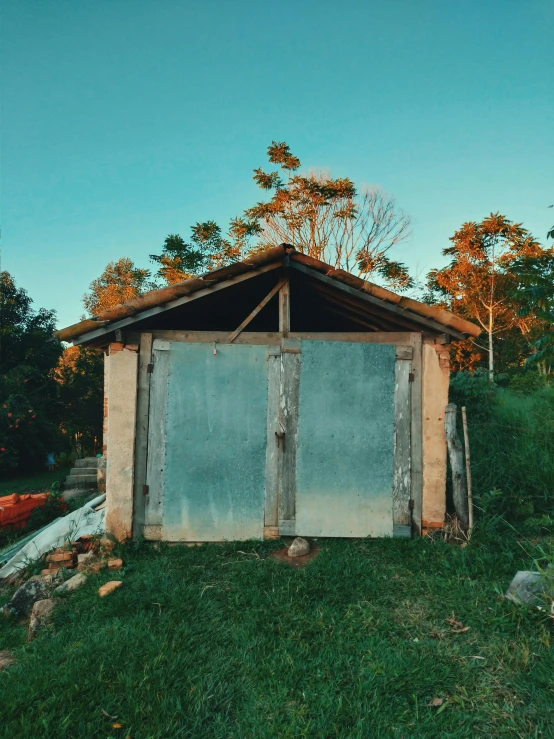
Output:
[275, 420, 286, 449]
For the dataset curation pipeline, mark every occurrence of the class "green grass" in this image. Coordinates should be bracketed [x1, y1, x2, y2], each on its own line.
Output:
[1, 535, 553, 738]
[0, 468, 68, 497]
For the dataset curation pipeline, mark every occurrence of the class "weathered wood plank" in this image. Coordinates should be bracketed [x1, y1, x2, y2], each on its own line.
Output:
[132, 333, 153, 538]
[279, 279, 290, 336]
[149, 330, 419, 346]
[289, 332, 417, 344]
[393, 358, 411, 528]
[445, 403, 469, 526]
[264, 348, 281, 528]
[410, 332, 423, 535]
[278, 350, 300, 534]
[151, 331, 283, 345]
[144, 344, 170, 535]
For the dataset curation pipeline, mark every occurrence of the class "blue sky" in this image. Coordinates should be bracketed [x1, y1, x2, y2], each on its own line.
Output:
[2, 0, 553, 329]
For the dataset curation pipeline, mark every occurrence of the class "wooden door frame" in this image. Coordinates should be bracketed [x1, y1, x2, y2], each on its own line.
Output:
[131, 330, 423, 539]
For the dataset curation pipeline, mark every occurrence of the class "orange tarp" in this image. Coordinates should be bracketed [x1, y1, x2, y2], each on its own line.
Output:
[0, 493, 50, 530]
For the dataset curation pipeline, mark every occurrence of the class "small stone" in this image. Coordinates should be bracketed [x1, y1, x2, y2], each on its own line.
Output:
[77, 551, 94, 564]
[98, 581, 123, 597]
[288, 537, 310, 558]
[0, 650, 15, 670]
[27, 598, 55, 641]
[505, 571, 554, 606]
[55, 573, 87, 594]
[2, 577, 47, 618]
[108, 558, 123, 571]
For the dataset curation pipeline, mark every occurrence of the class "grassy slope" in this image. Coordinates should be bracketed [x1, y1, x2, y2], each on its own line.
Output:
[0, 468, 68, 497]
[1, 536, 553, 739]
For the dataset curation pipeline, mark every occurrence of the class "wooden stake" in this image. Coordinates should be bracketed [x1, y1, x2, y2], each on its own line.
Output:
[461, 406, 474, 534]
[444, 403, 469, 528]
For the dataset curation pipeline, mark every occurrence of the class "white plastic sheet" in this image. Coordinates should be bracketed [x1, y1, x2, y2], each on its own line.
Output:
[0, 494, 106, 579]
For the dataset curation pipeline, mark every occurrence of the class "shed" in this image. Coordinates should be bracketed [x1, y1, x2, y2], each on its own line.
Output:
[56, 245, 480, 542]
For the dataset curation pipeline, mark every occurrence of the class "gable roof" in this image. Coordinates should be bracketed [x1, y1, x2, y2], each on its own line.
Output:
[55, 244, 480, 343]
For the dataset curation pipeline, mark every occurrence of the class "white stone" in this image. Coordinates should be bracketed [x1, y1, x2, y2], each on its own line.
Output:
[27, 598, 55, 640]
[55, 573, 87, 593]
[288, 537, 310, 558]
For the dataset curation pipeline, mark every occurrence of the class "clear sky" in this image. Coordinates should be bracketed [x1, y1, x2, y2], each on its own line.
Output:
[2, 0, 553, 329]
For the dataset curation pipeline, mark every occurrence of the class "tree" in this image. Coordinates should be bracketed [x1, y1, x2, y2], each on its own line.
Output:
[150, 222, 255, 285]
[511, 251, 554, 375]
[83, 258, 151, 316]
[428, 214, 551, 379]
[0, 272, 63, 473]
[150, 142, 412, 289]
[54, 346, 104, 455]
[243, 142, 413, 287]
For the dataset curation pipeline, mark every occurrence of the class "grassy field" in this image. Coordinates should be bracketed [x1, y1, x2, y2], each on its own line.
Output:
[1, 535, 553, 738]
[0, 468, 68, 497]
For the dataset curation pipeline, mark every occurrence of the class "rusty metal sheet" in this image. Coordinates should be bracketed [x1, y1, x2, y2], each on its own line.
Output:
[295, 341, 395, 537]
[161, 342, 269, 541]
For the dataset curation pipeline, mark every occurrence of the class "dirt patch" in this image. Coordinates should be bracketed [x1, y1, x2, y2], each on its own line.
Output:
[271, 545, 321, 568]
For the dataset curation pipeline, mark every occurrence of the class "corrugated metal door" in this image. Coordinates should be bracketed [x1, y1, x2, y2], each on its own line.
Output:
[145, 341, 269, 541]
[294, 341, 396, 537]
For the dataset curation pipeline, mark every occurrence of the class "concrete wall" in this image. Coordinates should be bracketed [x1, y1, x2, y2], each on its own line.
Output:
[421, 341, 450, 530]
[105, 343, 138, 541]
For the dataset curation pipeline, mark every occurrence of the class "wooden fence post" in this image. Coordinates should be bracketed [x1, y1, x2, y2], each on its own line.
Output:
[445, 403, 469, 527]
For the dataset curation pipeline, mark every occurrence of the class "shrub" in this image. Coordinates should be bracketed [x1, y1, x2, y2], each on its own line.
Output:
[462, 385, 554, 523]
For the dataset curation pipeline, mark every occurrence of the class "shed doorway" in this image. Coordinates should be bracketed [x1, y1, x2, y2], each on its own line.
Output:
[143, 337, 412, 542]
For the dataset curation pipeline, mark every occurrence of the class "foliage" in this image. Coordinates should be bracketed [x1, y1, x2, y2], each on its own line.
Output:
[150, 141, 413, 289]
[53, 346, 104, 455]
[448, 369, 497, 420]
[149, 222, 255, 284]
[508, 370, 550, 395]
[461, 385, 554, 523]
[1, 536, 553, 738]
[244, 141, 413, 287]
[83, 257, 151, 316]
[0, 272, 63, 474]
[511, 251, 554, 374]
[428, 213, 552, 376]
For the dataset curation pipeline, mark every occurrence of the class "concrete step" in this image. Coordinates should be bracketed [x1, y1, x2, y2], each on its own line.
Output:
[68, 467, 97, 476]
[66, 473, 98, 484]
[74, 458, 99, 469]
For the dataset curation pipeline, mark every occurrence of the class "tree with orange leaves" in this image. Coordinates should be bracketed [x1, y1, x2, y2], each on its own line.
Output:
[83, 257, 151, 316]
[428, 213, 553, 379]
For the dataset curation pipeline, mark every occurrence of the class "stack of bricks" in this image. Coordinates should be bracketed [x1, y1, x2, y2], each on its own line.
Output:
[40, 536, 122, 578]
[42, 547, 76, 575]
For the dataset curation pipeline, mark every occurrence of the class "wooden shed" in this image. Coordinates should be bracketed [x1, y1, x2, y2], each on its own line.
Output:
[56, 245, 480, 542]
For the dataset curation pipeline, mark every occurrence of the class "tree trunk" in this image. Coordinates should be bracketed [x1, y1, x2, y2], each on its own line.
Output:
[488, 309, 494, 381]
[445, 403, 469, 527]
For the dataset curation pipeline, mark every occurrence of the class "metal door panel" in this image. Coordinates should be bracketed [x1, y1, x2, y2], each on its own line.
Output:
[159, 342, 269, 541]
[295, 341, 396, 537]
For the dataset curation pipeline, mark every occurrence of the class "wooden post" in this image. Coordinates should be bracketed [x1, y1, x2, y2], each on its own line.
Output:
[461, 406, 474, 533]
[279, 279, 290, 337]
[444, 403, 469, 527]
